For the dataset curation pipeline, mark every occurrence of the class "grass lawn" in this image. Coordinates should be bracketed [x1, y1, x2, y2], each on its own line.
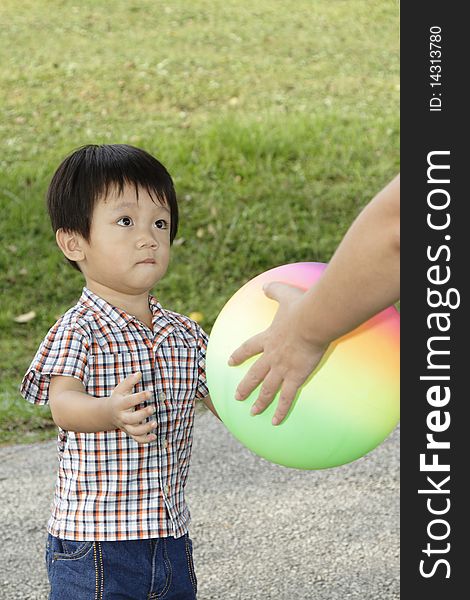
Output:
[0, 0, 399, 444]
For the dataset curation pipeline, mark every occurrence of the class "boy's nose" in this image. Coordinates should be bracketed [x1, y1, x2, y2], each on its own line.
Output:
[137, 234, 159, 249]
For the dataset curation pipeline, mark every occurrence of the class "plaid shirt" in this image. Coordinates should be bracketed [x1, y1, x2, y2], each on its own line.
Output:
[21, 287, 209, 541]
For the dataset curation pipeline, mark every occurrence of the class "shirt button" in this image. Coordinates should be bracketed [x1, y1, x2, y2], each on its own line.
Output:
[158, 392, 166, 402]
[163, 439, 168, 449]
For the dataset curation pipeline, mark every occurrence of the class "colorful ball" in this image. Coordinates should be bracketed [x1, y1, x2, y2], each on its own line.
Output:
[206, 262, 400, 470]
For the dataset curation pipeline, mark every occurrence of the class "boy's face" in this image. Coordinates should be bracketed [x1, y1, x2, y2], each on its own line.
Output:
[79, 184, 171, 295]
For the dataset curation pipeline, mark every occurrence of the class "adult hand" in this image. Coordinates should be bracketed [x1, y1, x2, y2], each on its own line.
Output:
[228, 282, 328, 425]
[108, 372, 157, 444]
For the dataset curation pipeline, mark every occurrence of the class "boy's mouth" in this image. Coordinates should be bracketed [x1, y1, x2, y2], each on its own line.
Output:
[137, 258, 156, 264]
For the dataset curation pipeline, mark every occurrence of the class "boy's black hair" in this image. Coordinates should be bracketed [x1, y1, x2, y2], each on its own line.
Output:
[47, 144, 179, 271]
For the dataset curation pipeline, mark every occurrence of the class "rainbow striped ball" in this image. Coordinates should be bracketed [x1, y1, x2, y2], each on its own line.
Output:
[206, 262, 400, 469]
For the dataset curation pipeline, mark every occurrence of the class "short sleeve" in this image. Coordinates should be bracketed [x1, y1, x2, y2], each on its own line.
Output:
[20, 322, 90, 405]
[195, 324, 209, 400]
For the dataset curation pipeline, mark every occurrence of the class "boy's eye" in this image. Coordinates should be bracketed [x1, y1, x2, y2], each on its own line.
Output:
[117, 216, 133, 227]
[155, 219, 168, 229]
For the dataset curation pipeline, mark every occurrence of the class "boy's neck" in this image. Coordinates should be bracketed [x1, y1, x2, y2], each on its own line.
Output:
[85, 280, 154, 330]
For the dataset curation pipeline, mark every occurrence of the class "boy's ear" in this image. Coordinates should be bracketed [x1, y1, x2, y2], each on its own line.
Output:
[55, 228, 86, 263]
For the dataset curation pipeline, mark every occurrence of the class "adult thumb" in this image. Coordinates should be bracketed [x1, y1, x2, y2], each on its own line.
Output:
[263, 281, 304, 303]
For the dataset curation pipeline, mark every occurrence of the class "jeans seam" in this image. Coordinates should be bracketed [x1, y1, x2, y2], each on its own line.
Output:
[93, 542, 104, 600]
[149, 539, 158, 596]
[185, 537, 197, 595]
[149, 539, 172, 599]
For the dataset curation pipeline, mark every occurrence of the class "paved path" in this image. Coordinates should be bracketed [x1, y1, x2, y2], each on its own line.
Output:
[0, 412, 399, 599]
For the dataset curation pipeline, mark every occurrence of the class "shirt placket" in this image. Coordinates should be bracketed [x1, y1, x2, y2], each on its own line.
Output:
[151, 326, 179, 537]
[157, 388, 183, 537]
[136, 321, 176, 536]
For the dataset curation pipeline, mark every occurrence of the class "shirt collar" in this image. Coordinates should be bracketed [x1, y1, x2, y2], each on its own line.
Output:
[79, 287, 164, 330]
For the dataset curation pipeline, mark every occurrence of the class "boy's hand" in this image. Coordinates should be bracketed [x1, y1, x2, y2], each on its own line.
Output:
[108, 372, 157, 444]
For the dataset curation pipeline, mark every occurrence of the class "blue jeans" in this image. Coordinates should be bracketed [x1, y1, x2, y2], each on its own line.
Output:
[45, 533, 198, 599]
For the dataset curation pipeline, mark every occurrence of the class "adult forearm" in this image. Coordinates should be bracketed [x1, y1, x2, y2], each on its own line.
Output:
[298, 175, 400, 346]
[49, 390, 115, 433]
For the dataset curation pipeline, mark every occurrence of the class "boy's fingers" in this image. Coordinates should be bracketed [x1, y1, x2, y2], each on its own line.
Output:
[234, 356, 270, 401]
[229, 333, 264, 367]
[131, 432, 157, 445]
[249, 371, 283, 416]
[120, 390, 151, 410]
[113, 372, 142, 395]
[121, 404, 155, 426]
[126, 419, 157, 438]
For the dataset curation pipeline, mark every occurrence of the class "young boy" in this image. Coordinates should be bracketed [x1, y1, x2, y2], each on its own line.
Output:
[20, 144, 218, 600]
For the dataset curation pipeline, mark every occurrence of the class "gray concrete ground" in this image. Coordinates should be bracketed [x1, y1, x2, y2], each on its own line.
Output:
[0, 412, 399, 599]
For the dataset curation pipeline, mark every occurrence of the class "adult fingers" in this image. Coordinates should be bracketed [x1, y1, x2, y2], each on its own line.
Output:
[271, 379, 301, 426]
[234, 355, 271, 401]
[249, 370, 284, 416]
[228, 332, 265, 367]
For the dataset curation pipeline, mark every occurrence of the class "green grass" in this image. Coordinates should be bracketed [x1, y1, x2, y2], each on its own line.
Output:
[0, 0, 399, 444]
